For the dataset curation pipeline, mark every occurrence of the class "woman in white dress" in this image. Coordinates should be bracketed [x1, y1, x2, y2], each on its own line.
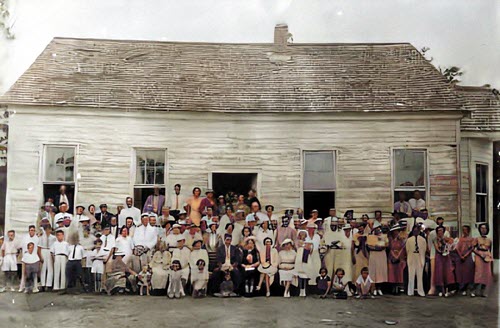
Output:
[256, 237, 279, 297]
[295, 240, 321, 297]
[189, 239, 209, 297]
[150, 250, 170, 291]
[256, 220, 275, 250]
[114, 226, 134, 265]
[278, 238, 297, 297]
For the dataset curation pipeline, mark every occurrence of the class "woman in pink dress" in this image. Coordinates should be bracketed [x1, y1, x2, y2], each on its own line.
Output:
[433, 226, 455, 297]
[454, 225, 475, 295]
[199, 189, 217, 216]
[187, 187, 203, 226]
[387, 226, 407, 295]
[472, 223, 493, 297]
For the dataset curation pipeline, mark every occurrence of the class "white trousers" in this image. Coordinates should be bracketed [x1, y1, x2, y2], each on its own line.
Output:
[40, 249, 54, 287]
[53, 255, 67, 290]
[407, 257, 425, 296]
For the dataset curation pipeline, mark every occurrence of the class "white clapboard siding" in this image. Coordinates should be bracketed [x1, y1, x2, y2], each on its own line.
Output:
[5, 106, 461, 230]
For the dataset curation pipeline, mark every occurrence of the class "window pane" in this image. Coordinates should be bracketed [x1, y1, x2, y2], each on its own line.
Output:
[44, 146, 75, 182]
[476, 195, 487, 222]
[304, 151, 335, 190]
[476, 164, 488, 194]
[135, 149, 165, 185]
[394, 149, 426, 188]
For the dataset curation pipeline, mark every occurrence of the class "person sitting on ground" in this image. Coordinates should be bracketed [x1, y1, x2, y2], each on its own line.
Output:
[316, 267, 331, 298]
[214, 270, 238, 297]
[355, 267, 375, 299]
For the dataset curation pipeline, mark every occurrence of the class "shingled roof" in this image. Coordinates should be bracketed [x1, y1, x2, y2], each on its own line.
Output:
[1, 28, 463, 113]
[458, 85, 500, 131]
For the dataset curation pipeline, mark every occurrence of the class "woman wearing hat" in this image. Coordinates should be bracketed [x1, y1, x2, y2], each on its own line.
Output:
[433, 225, 455, 297]
[256, 219, 275, 251]
[387, 224, 407, 295]
[189, 239, 209, 296]
[278, 239, 297, 297]
[454, 225, 475, 296]
[472, 223, 493, 297]
[186, 187, 203, 226]
[294, 239, 321, 297]
[204, 220, 221, 272]
[256, 237, 279, 297]
[367, 223, 388, 296]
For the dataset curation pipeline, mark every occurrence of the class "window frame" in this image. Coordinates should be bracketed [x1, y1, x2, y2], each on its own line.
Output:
[301, 149, 337, 208]
[131, 147, 168, 190]
[391, 147, 429, 206]
[475, 162, 489, 223]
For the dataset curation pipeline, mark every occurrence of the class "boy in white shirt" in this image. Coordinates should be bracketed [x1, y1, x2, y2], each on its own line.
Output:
[51, 229, 69, 291]
[355, 267, 375, 299]
[22, 242, 40, 294]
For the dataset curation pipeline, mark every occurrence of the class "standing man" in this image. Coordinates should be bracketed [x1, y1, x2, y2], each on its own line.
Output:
[66, 234, 85, 293]
[132, 214, 158, 272]
[54, 202, 72, 229]
[169, 184, 186, 219]
[74, 205, 89, 227]
[51, 229, 69, 291]
[119, 197, 141, 227]
[1, 230, 21, 291]
[54, 185, 72, 213]
[245, 201, 267, 225]
[38, 225, 56, 291]
[143, 185, 165, 215]
[244, 189, 260, 209]
[95, 204, 114, 228]
[406, 224, 427, 297]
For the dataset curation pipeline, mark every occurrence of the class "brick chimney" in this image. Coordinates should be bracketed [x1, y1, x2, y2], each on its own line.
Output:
[274, 24, 291, 49]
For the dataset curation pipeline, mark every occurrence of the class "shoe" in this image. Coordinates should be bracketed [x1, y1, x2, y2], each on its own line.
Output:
[32, 288, 39, 294]
[418, 293, 426, 297]
[470, 293, 476, 297]
[24, 290, 28, 294]
[438, 292, 443, 297]
[245, 285, 249, 294]
[444, 292, 449, 298]
[370, 294, 375, 299]
[373, 290, 378, 296]
[255, 286, 261, 291]
[18, 288, 24, 293]
[377, 289, 383, 296]
[10, 288, 16, 292]
[299, 289, 306, 297]
[347, 290, 353, 297]
[355, 295, 361, 299]
[266, 291, 270, 297]
[285, 291, 290, 298]
[461, 291, 467, 296]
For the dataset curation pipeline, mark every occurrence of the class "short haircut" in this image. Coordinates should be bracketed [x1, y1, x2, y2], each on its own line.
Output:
[28, 225, 35, 230]
[335, 268, 345, 275]
[56, 230, 65, 235]
[319, 267, 328, 274]
[59, 202, 67, 206]
[174, 184, 181, 188]
[7, 230, 15, 234]
[361, 267, 369, 273]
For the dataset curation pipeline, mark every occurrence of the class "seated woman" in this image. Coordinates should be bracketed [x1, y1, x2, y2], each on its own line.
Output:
[278, 238, 297, 298]
[104, 251, 137, 295]
[241, 238, 260, 296]
[256, 237, 279, 297]
[189, 239, 209, 297]
[149, 250, 170, 295]
[239, 227, 253, 250]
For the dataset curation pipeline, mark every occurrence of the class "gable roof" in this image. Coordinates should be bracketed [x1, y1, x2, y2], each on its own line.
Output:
[1, 37, 463, 113]
[458, 86, 500, 132]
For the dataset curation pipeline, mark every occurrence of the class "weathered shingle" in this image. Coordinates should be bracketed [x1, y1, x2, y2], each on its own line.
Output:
[458, 85, 500, 131]
[1, 37, 462, 112]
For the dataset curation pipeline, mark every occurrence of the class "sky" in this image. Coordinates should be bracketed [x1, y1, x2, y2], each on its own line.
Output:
[0, 0, 499, 94]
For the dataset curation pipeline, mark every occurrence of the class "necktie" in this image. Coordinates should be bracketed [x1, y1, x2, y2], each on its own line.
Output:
[104, 236, 107, 249]
[72, 245, 77, 259]
[176, 195, 179, 210]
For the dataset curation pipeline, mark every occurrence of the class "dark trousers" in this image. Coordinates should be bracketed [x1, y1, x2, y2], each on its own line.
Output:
[66, 260, 83, 289]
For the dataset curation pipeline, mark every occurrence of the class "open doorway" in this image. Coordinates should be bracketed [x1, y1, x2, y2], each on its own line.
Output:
[304, 191, 335, 219]
[211, 173, 258, 201]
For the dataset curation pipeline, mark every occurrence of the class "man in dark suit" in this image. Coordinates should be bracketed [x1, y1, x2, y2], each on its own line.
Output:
[95, 204, 114, 228]
[211, 234, 242, 294]
[54, 185, 73, 213]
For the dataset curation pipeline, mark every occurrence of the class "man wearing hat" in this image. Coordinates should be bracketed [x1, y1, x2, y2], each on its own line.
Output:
[74, 205, 90, 231]
[171, 234, 191, 294]
[406, 224, 427, 297]
[95, 204, 114, 229]
[54, 202, 72, 230]
[119, 197, 141, 227]
[143, 185, 166, 215]
[54, 185, 72, 214]
[37, 201, 55, 230]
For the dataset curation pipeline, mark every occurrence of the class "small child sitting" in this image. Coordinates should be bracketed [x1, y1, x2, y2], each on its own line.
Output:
[137, 265, 152, 296]
[331, 268, 350, 299]
[355, 267, 375, 299]
[168, 260, 183, 298]
[316, 267, 331, 298]
[214, 270, 238, 297]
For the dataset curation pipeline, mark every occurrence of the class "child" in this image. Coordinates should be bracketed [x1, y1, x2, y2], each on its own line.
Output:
[331, 268, 350, 299]
[22, 242, 40, 294]
[137, 265, 151, 296]
[214, 270, 238, 297]
[191, 259, 208, 298]
[1, 230, 20, 292]
[90, 239, 106, 293]
[167, 260, 183, 298]
[355, 267, 375, 299]
[316, 267, 331, 298]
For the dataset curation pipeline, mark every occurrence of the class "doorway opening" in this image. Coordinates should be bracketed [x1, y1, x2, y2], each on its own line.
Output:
[303, 191, 335, 219]
[211, 173, 258, 200]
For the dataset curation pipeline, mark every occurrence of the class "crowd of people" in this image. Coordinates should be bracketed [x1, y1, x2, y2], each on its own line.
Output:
[0, 184, 494, 300]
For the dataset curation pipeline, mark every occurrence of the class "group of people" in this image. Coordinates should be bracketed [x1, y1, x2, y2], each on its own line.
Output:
[0, 184, 494, 300]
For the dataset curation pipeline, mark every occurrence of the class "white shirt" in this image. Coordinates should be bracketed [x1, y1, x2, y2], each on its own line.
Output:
[115, 236, 134, 256]
[1, 238, 20, 254]
[169, 193, 187, 211]
[409, 198, 426, 211]
[68, 245, 85, 260]
[100, 234, 116, 252]
[22, 234, 39, 254]
[54, 212, 73, 227]
[38, 233, 56, 249]
[245, 212, 268, 223]
[51, 240, 69, 256]
[305, 233, 321, 250]
[119, 206, 142, 227]
[22, 251, 40, 264]
[133, 224, 158, 249]
[356, 275, 374, 285]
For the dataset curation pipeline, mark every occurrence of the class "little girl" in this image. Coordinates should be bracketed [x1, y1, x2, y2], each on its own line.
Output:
[214, 270, 238, 297]
[331, 268, 350, 298]
[22, 242, 40, 294]
[137, 265, 152, 296]
[355, 267, 374, 299]
[316, 267, 331, 298]
[191, 259, 208, 298]
[168, 260, 183, 298]
[90, 239, 106, 293]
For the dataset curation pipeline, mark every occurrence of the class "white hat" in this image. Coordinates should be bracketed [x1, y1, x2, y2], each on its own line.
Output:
[306, 222, 317, 229]
[246, 216, 256, 222]
[149, 213, 158, 218]
[236, 209, 245, 214]
[141, 213, 149, 217]
[114, 251, 126, 257]
[281, 238, 293, 246]
[259, 216, 270, 222]
[78, 215, 90, 222]
[423, 219, 437, 230]
[416, 217, 425, 225]
[342, 224, 352, 230]
[178, 220, 187, 225]
[208, 220, 217, 227]
[56, 217, 65, 223]
[176, 235, 186, 242]
[172, 224, 182, 229]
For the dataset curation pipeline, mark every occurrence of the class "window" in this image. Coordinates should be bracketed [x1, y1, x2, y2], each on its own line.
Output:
[43, 145, 76, 212]
[303, 151, 335, 218]
[133, 149, 166, 209]
[393, 149, 427, 213]
[476, 164, 488, 223]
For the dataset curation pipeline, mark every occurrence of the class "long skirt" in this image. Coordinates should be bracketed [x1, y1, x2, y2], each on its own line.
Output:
[454, 254, 475, 285]
[388, 259, 406, 284]
[368, 251, 388, 283]
[434, 253, 455, 286]
[474, 251, 492, 286]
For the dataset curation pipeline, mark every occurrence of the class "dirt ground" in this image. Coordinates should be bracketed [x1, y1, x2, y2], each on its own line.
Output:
[0, 287, 497, 328]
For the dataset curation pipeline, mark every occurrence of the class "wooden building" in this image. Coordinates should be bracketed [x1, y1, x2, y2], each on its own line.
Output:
[0, 25, 497, 249]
